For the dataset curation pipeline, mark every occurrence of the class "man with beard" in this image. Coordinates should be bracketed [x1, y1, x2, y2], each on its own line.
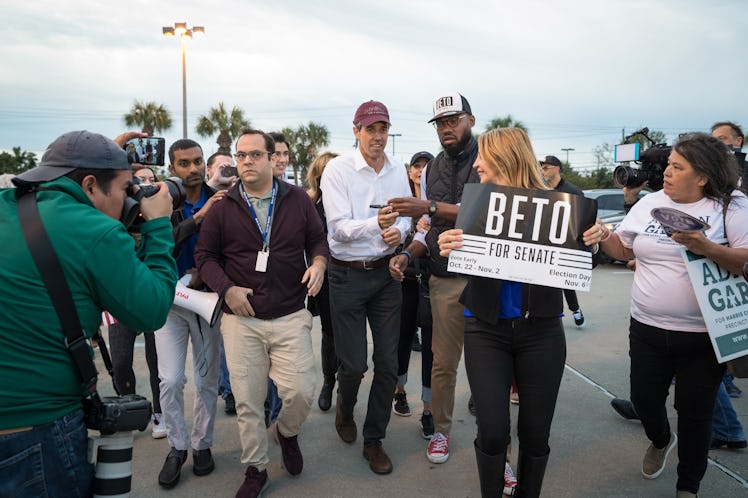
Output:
[156, 139, 227, 489]
[388, 93, 479, 464]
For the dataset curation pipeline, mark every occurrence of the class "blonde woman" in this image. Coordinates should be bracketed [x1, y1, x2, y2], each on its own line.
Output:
[439, 128, 596, 498]
[306, 152, 339, 411]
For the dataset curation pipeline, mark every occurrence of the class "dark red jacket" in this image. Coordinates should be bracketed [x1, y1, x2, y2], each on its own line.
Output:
[195, 179, 329, 320]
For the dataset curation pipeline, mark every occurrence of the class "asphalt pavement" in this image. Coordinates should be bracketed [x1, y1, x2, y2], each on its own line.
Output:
[98, 264, 747, 497]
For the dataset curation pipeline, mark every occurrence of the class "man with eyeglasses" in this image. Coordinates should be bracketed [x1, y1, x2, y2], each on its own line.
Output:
[156, 139, 226, 489]
[388, 92, 480, 465]
[195, 128, 328, 497]
[269, 132, 292, 182]
[320, 100, 412, 475]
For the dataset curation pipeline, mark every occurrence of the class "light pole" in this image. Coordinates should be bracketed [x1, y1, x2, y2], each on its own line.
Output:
[162, 22, 205, 139]
[388, 133, 402, 156]
[561, 147, 575, 166]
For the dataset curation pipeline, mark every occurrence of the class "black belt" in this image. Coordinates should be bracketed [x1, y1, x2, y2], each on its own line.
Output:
[331, 256, 391, 271]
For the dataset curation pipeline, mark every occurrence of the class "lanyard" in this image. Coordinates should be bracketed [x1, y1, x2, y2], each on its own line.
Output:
[240, 182, 277, 251]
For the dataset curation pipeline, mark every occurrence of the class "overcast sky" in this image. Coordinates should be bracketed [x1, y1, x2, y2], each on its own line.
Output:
[1, 0, 745, 171]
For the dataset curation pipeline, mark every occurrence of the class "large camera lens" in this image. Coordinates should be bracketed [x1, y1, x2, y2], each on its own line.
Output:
[121, 177, 186, 229]
[613, 165, 648, 188]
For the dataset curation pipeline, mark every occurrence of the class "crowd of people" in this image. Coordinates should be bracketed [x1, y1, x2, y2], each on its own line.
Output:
[0, 95, 745, 498]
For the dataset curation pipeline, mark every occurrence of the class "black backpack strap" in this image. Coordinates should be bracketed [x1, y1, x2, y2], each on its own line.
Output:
[17, 191, 100, 396]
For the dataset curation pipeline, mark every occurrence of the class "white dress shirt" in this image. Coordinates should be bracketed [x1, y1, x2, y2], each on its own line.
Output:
[321, 148, 412, 261]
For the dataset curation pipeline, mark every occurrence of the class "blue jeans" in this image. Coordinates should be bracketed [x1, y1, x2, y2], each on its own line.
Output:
[0, 409, 93, 498]
[712, 374, 746, 442]
[264, 378, 282, 427]
[219, 336, 232, 398]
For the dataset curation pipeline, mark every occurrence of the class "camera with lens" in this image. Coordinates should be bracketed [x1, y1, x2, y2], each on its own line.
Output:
[83, 393, 152, 435]
[121, 176, 186, 230]
[613, 128, 669, 191]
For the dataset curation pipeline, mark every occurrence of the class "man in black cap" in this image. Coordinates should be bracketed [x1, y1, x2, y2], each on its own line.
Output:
[0, 130, 177, 497]
[388, 92, 480, 464]
[540, 154, 586, 327]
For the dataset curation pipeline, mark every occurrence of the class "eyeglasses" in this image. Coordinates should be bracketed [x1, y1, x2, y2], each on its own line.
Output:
[234, 150, 271, 161]
[433, 114, 467, 130]
[540, 163, 558, 170]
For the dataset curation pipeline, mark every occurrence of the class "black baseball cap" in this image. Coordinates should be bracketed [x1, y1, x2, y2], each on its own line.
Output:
[13, 130, 130, 186]
[409, 151, 434, 165]
[540, 155, 562, 167]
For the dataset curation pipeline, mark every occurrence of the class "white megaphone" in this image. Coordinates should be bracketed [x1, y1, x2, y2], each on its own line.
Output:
[173, 275, 223, 327]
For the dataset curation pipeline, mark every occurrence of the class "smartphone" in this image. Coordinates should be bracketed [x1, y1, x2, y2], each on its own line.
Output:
[221, 165, 238, 177]
[370, 204, 387, 209]
[125, 137, 166, 166]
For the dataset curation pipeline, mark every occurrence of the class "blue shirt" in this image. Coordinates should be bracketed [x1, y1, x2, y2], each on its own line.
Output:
[464, 280, 523, 319]
[176, 187, 209, 277]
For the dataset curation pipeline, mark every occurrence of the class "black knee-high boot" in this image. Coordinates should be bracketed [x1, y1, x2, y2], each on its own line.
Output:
[516, 450, 549, 498]
[474, 440, 505, 498]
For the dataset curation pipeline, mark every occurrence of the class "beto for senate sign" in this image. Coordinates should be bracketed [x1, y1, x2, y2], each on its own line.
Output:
[448, 184, 598, 291]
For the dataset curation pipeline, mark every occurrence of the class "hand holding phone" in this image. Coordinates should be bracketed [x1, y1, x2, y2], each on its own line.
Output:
[125, 137, 165, 166]
[221, 165, 238, 177]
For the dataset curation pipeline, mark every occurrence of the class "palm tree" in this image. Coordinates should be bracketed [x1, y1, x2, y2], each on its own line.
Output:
[123, 101, 172, 136]
[195, 102, 250, 155]
[283, 122, 330, 185]
[485, 114, 527, 133]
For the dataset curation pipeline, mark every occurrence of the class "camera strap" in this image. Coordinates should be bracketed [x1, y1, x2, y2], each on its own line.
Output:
[17, 190, 105, 399]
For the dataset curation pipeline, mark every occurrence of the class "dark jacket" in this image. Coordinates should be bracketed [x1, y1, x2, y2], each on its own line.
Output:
[195, 179, 329, 320]
[424, 136, 480, 277]
[460, 276, 563, 326]
[171, 182, 218, 259]
[554, 178, 584, 197]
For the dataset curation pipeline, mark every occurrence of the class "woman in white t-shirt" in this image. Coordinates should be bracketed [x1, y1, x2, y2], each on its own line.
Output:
[590, 132, 748, 498]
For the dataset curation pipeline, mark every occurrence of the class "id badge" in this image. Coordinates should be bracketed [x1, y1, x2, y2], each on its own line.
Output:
[255, 250, 269, 272]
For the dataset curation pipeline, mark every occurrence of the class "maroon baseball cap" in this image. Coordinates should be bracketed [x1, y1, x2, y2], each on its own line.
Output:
[353, 100, 391, 127]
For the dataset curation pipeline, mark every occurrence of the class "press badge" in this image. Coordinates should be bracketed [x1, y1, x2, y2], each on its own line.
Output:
[255, 251, 269, 272]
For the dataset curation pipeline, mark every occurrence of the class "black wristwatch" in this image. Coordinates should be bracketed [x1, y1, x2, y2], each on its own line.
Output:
[428, 200, 438, 217]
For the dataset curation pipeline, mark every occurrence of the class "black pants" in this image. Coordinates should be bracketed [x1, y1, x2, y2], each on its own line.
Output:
[397, 278, 433, 391]
[328, 263, 401, 443]
[315, 277, 339, 381]
[464, 316, 566, 457]
[108, 322, 161, 413]
[562, 289, 579, 312]
[629, 317, 724, 494]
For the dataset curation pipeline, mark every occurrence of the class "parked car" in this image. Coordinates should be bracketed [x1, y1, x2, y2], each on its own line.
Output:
[583, 188, 648, 218]
[584, 189, 648, 264]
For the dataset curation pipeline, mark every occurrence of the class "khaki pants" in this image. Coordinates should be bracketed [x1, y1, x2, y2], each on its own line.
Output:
[221, 309, 316, 469]
[429, 274, 468, 435]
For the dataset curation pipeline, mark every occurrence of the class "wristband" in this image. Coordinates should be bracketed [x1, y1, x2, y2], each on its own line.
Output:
[401, 250, 412, 265]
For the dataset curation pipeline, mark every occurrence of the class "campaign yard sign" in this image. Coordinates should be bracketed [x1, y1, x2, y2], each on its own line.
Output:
[449, 184, 597, 291]
[683, 244, 748, 363]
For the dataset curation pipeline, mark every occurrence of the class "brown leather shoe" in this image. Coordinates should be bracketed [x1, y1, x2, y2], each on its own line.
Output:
[335, 401, 357, 443]
[363, 441, 393, 475]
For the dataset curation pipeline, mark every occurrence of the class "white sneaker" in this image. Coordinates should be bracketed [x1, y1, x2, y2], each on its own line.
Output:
[426, 432, 450, 463]
[503, 461, 517, 496]
[572, 309, 585, 327]
[151, 413, 167, 439]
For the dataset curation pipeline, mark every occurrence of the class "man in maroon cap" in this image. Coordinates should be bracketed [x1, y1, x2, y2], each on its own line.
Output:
[319, 100, 412, 475]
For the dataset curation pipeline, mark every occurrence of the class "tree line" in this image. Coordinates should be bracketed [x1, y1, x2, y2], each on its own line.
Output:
[4, 104, 745, 189]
